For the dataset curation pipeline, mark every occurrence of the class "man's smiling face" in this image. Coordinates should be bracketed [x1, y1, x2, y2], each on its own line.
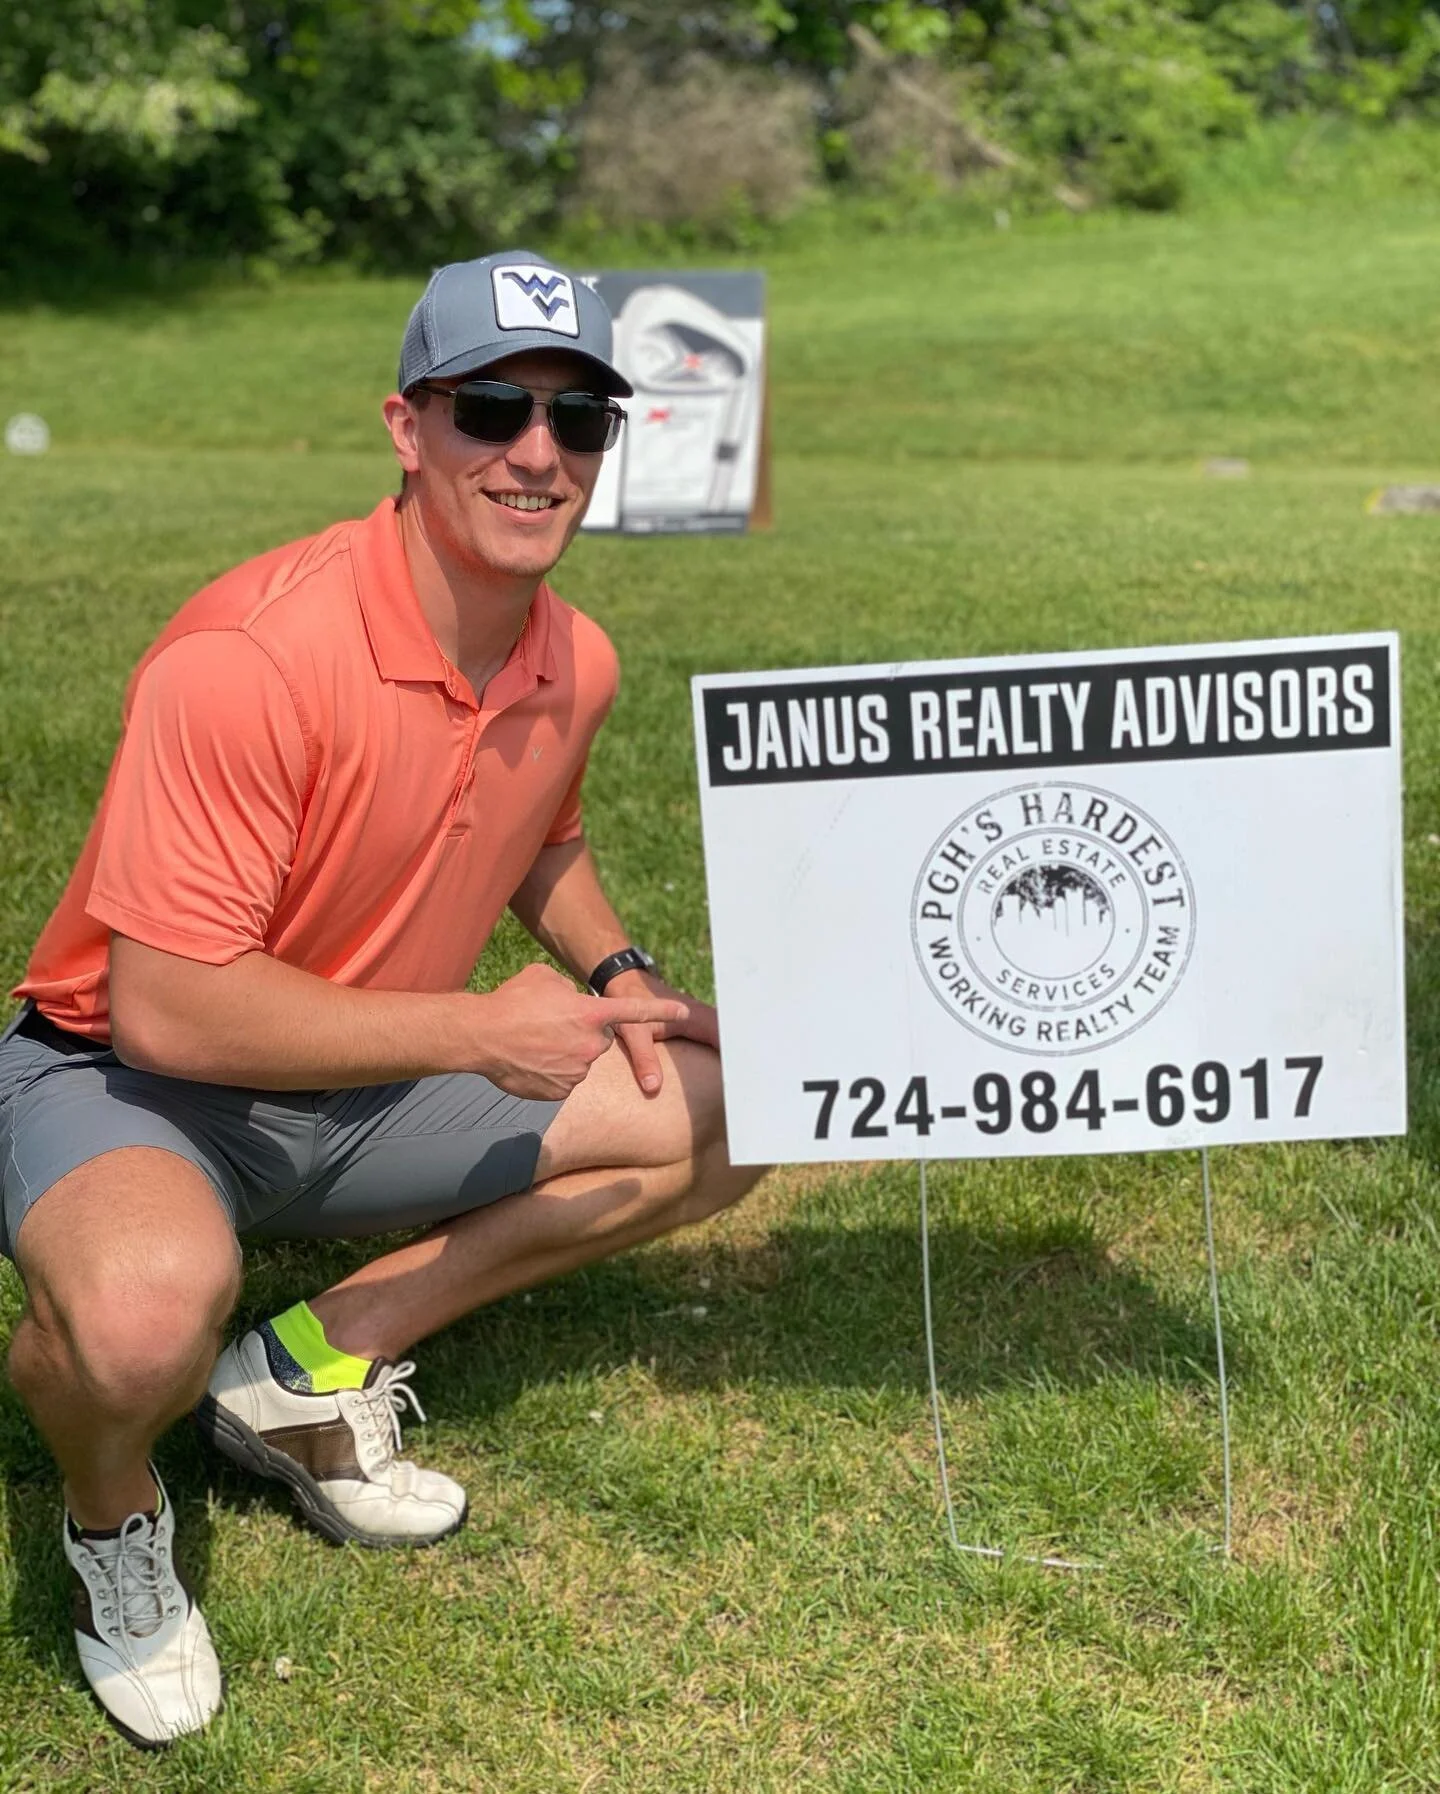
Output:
[396, 349, 612, 581]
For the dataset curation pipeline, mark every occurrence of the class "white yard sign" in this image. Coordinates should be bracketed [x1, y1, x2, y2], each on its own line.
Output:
[693, 635, 1405, 1165]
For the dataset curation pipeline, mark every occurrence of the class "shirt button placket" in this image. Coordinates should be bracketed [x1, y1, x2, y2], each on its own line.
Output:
[445, 684, 481, 832]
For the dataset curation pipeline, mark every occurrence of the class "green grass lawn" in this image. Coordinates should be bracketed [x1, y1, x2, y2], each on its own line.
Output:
[3, 183, 1440, 1790]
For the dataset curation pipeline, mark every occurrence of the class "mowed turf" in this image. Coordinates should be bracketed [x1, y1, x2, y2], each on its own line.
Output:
[2, 186, 1440, 1790]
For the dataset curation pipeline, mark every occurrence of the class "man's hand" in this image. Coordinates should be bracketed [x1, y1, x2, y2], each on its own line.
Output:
[605, 968, 720, 1097]
[473, 963, 691, 1102]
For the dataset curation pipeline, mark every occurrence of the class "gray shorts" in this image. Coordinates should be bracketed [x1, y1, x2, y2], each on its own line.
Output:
[0, 1005, 562, 1262]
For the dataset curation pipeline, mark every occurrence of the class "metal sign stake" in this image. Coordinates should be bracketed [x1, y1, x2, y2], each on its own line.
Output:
[919, 1150, 1233, 1568]
[1200, 1146, 1234, 1557]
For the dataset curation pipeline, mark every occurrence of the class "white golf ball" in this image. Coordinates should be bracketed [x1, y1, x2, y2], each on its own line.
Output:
[5, 413, 51, 456]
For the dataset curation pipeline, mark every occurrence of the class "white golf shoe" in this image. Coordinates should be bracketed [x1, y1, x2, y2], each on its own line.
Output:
[64, 1470, 222, 1748]
[196, 1328, 467, 1547]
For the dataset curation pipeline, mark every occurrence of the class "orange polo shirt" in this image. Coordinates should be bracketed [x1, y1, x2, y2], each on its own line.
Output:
[15, 498, 618, 1042]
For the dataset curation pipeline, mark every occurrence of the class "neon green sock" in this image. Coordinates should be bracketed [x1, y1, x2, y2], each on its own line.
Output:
[267, 1300, 372, 1394]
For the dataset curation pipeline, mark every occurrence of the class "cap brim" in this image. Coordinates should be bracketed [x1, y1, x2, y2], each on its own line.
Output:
[421, 338, 633, 399]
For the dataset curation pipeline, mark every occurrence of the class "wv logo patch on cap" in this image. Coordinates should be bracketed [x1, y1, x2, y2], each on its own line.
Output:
[492, 264, 580, 337]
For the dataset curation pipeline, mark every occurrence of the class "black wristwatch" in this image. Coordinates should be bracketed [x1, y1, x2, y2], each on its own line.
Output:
[588, 946, 657, 995]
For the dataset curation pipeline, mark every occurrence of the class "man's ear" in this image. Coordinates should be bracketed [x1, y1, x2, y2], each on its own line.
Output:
[382, 392, 423, 482]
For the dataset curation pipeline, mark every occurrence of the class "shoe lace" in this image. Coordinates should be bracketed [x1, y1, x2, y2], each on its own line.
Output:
[85, 1512, 179, 1643]
[355, 1360, 427, 1464]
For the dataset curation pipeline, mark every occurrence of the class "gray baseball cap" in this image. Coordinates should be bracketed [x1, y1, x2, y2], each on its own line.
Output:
[397, 249, 633, 398]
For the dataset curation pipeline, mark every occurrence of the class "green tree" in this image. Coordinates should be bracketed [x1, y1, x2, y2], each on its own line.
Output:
[0, 0, 557, 277]
[0, 1, 250, 166]
[988, 0, 1253, 208]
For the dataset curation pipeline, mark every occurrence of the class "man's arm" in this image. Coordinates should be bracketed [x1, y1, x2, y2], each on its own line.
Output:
[108, 934, 688, 1100]
[96, 636, 690, 1099]
[508, 836, 636, 982]
[509, 837, 719, 1095]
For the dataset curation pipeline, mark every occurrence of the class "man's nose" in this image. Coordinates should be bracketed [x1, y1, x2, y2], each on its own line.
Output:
[505, 406, 562, 473]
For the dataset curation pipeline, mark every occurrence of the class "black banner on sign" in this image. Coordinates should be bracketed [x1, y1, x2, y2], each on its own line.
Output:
[700, 645, 1391, 787]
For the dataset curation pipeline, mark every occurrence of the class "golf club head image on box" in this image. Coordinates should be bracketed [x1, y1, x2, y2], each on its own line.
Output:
[617, 284, 757, 522]
[581, 272, 766, 535]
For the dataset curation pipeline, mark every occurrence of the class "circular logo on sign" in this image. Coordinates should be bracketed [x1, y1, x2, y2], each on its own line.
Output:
[910, 782, 1196, 1055]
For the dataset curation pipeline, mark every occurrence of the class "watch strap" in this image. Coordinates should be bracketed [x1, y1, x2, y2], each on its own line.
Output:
[587, 946, 657, 995]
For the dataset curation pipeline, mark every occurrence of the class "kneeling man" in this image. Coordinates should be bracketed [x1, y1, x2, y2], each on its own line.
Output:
[0, 252, 762, 1747]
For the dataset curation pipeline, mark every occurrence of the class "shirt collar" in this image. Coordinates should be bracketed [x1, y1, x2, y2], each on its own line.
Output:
[525, 579, 560, 684]
[351, 497, 561, 690]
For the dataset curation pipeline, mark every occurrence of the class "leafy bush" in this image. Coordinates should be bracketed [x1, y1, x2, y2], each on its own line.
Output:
[1201, 1, 1322, 114]
[232, 10, 555, 268]
[833, 52, 984, 194]
[0, 0, 554, 279]
[0, 1, 252, 166]
[988, 0, 1254, 209]
[571, 51, 818, 238]
[1319, 12, 1440, 122]
[12, 0, 1440, 279]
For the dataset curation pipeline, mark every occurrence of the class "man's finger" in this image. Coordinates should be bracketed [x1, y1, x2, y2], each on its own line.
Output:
[650, 1005, 720, 1051]
[678, 1001, 720, 1050]
[594, 996, 689, 1028]
[618, 1022, 663, 1095]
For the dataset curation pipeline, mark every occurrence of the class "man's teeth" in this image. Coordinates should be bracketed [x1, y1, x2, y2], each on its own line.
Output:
[493, 493, 556, 511]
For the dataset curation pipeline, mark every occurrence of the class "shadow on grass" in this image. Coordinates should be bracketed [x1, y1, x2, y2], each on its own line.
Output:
[220, 1203, 1224, 1418]
[0, 251, 281, 317]
[472, 1216, 1215, 1409]
[0, 1204, 1222, 1681]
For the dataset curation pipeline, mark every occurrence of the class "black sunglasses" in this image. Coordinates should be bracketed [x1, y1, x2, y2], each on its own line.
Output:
[412, 379, 624, 455]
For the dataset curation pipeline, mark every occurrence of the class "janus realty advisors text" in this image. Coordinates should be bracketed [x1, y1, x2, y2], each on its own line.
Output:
[701, 645, 1390, 786]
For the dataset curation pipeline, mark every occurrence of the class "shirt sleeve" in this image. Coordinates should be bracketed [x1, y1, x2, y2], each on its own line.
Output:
[542, 753, 589, 845]
[86, 631, 310, 963]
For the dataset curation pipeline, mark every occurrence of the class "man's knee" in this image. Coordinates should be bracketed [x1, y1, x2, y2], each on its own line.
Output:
[647, 1046, 766, 1227]
[684, 1045, 767, 1177]
[18, 1242, 240, 1417]
[671, 1142, 768, 1227]
[10, 1146, 240, 1413]
[645, 1041, 770, 1218]
[538, 1036, 763, 1226]
[675, 1039, 728, 1153]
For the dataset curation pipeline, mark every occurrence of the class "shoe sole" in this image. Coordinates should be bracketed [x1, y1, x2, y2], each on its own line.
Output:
[90, 1674, 227, 1753]
[193, 1395, 466, 1550]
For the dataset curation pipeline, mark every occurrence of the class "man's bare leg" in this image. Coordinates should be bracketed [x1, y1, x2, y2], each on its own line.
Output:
[8, 1147, 241, 1529]
[309, 1041, 763, 1363]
